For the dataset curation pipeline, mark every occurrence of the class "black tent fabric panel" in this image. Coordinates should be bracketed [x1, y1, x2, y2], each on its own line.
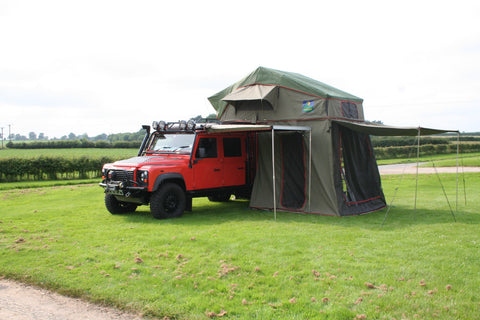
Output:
[331, 124, 386, 216]
[280, 133, 306, 209]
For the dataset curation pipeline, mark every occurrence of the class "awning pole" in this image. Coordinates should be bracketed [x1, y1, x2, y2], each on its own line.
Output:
[272, 127, 276, 221]
[456, 132, 459, 212]
[414, 127, 420, 220]
[308, 130, 312, 212]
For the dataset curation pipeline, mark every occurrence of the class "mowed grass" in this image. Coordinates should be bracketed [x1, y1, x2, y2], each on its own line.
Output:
[1, 173, 479, 319]
[376, 152, 480, 166]
[418, 154, 480, 168]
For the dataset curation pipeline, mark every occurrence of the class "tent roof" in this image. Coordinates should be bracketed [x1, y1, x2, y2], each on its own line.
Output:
[332, 119, 459, 136]
[208, 67, 363, 117]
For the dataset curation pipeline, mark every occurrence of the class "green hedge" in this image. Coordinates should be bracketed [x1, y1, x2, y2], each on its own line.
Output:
[5, 140, 141, 149]
[370, 136, 450, 147]
[3, 143, 479, 182]
[0, 156, 116, 182]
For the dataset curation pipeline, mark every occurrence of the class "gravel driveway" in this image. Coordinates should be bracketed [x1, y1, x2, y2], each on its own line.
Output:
[379, 164, 480, 175]
[0, 279, 149, 320]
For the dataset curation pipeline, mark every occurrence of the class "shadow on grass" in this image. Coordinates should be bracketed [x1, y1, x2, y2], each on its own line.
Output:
[118, 198, 479, 230]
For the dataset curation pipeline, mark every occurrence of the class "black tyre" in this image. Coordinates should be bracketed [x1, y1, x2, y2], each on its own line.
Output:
[105, 194, 138, 214]
[208, 193, 231, 202]
[150, 183, 186, 219]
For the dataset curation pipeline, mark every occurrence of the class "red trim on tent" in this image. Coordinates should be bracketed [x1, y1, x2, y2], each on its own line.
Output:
[344, 195, 384, 206]
[218, 83, 362, 119]
[235, 83, 362, 104]
[249, 204, 387, 217]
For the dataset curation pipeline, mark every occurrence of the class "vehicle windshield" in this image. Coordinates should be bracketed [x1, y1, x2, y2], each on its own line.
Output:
[149, 133, 195, 153]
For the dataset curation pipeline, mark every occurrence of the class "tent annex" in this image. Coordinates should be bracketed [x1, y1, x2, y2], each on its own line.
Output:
[208, 67, 383, 216]
[208, 67, 458, 217]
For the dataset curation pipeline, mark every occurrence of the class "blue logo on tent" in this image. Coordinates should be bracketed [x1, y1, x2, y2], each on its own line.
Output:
[303, 100, 314, 113]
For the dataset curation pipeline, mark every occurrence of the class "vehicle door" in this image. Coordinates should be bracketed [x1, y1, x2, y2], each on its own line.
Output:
[192, 136, 222, 190]
[222, 135, 247, 186]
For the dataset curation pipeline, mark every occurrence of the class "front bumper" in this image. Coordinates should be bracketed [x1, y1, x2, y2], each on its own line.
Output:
[99, 181, 147, 198]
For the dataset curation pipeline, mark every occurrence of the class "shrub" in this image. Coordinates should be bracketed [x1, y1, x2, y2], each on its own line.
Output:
[0, 156, 116, 182]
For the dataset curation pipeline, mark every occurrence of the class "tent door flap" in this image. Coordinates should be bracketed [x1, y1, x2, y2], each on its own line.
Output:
[280, 132, 306, 209]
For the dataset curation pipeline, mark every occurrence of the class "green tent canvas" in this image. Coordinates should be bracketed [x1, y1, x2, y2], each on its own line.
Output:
[208, 67, 386, 216]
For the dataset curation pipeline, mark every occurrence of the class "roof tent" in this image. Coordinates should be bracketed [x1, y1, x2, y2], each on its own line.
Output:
[208, 67, 457, 216]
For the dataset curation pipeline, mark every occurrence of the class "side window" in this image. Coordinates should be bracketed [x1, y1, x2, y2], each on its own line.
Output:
[341, 102, 359, 119]
[195, 138, 217, 158]
[223, 137, 242, 157]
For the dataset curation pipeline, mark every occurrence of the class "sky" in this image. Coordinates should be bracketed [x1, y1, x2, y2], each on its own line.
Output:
[1, 0, 479, 139]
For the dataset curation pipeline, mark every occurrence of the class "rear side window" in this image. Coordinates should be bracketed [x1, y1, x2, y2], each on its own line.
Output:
[223, 137, 242, 157]
[341, 102, 359, 119]
[195, 138, 217, 158]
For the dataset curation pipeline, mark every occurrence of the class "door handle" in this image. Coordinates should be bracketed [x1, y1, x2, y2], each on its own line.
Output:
[213, 168, 221, 172]
[237, 167, 244, 170]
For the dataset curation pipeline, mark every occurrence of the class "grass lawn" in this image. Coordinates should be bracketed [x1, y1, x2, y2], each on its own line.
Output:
[0, 173, 479, 319]
[377, 152, 480, 167]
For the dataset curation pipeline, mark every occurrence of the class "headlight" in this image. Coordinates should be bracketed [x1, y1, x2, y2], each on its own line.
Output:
[107, 170, 116, 180]
[138, 170, 149, 184]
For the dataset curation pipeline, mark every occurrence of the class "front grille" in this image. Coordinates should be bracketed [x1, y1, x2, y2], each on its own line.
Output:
[111, 170, 134, 182]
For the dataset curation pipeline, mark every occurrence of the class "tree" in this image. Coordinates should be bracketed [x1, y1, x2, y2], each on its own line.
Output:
[14, 134, 27, 141]
[206, 113, 217, 119]
[28, 132, 37, 140]
[93, 133, 107, 141]
[68, 132, 76, 140]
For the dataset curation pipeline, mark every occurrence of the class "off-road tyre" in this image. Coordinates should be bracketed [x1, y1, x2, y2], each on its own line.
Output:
[105, 194, 138, 214]
[208, 193, 231, 202]
[150, 183, 186, 219]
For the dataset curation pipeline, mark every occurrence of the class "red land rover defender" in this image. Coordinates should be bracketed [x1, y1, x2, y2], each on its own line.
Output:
[99, 120, 256, 219]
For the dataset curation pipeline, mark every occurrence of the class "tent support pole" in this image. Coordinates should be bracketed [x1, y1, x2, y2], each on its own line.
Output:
[414, 128, 420, 220]
[272, 128, 276, 221]
[456, 132, 459, 212]
[308, 130, 312, 212]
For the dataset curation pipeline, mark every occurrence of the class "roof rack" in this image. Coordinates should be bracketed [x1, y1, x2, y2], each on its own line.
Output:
[151, 118, 222, 133]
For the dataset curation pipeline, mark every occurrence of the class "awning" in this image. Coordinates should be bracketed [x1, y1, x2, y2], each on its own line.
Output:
[204, 123, 311, 133]
[204, 122, 312, 221]
[331, 119, 458, 136]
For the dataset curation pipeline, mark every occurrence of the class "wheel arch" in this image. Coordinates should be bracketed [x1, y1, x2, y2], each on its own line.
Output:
[152, 173, 186, 192]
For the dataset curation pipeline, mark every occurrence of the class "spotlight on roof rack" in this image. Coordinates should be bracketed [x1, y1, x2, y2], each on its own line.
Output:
[152, 121, 166, 132]
[179, 120, 187, 130]
[186, 119, 196, 131]
[158, 121, 166, 131]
